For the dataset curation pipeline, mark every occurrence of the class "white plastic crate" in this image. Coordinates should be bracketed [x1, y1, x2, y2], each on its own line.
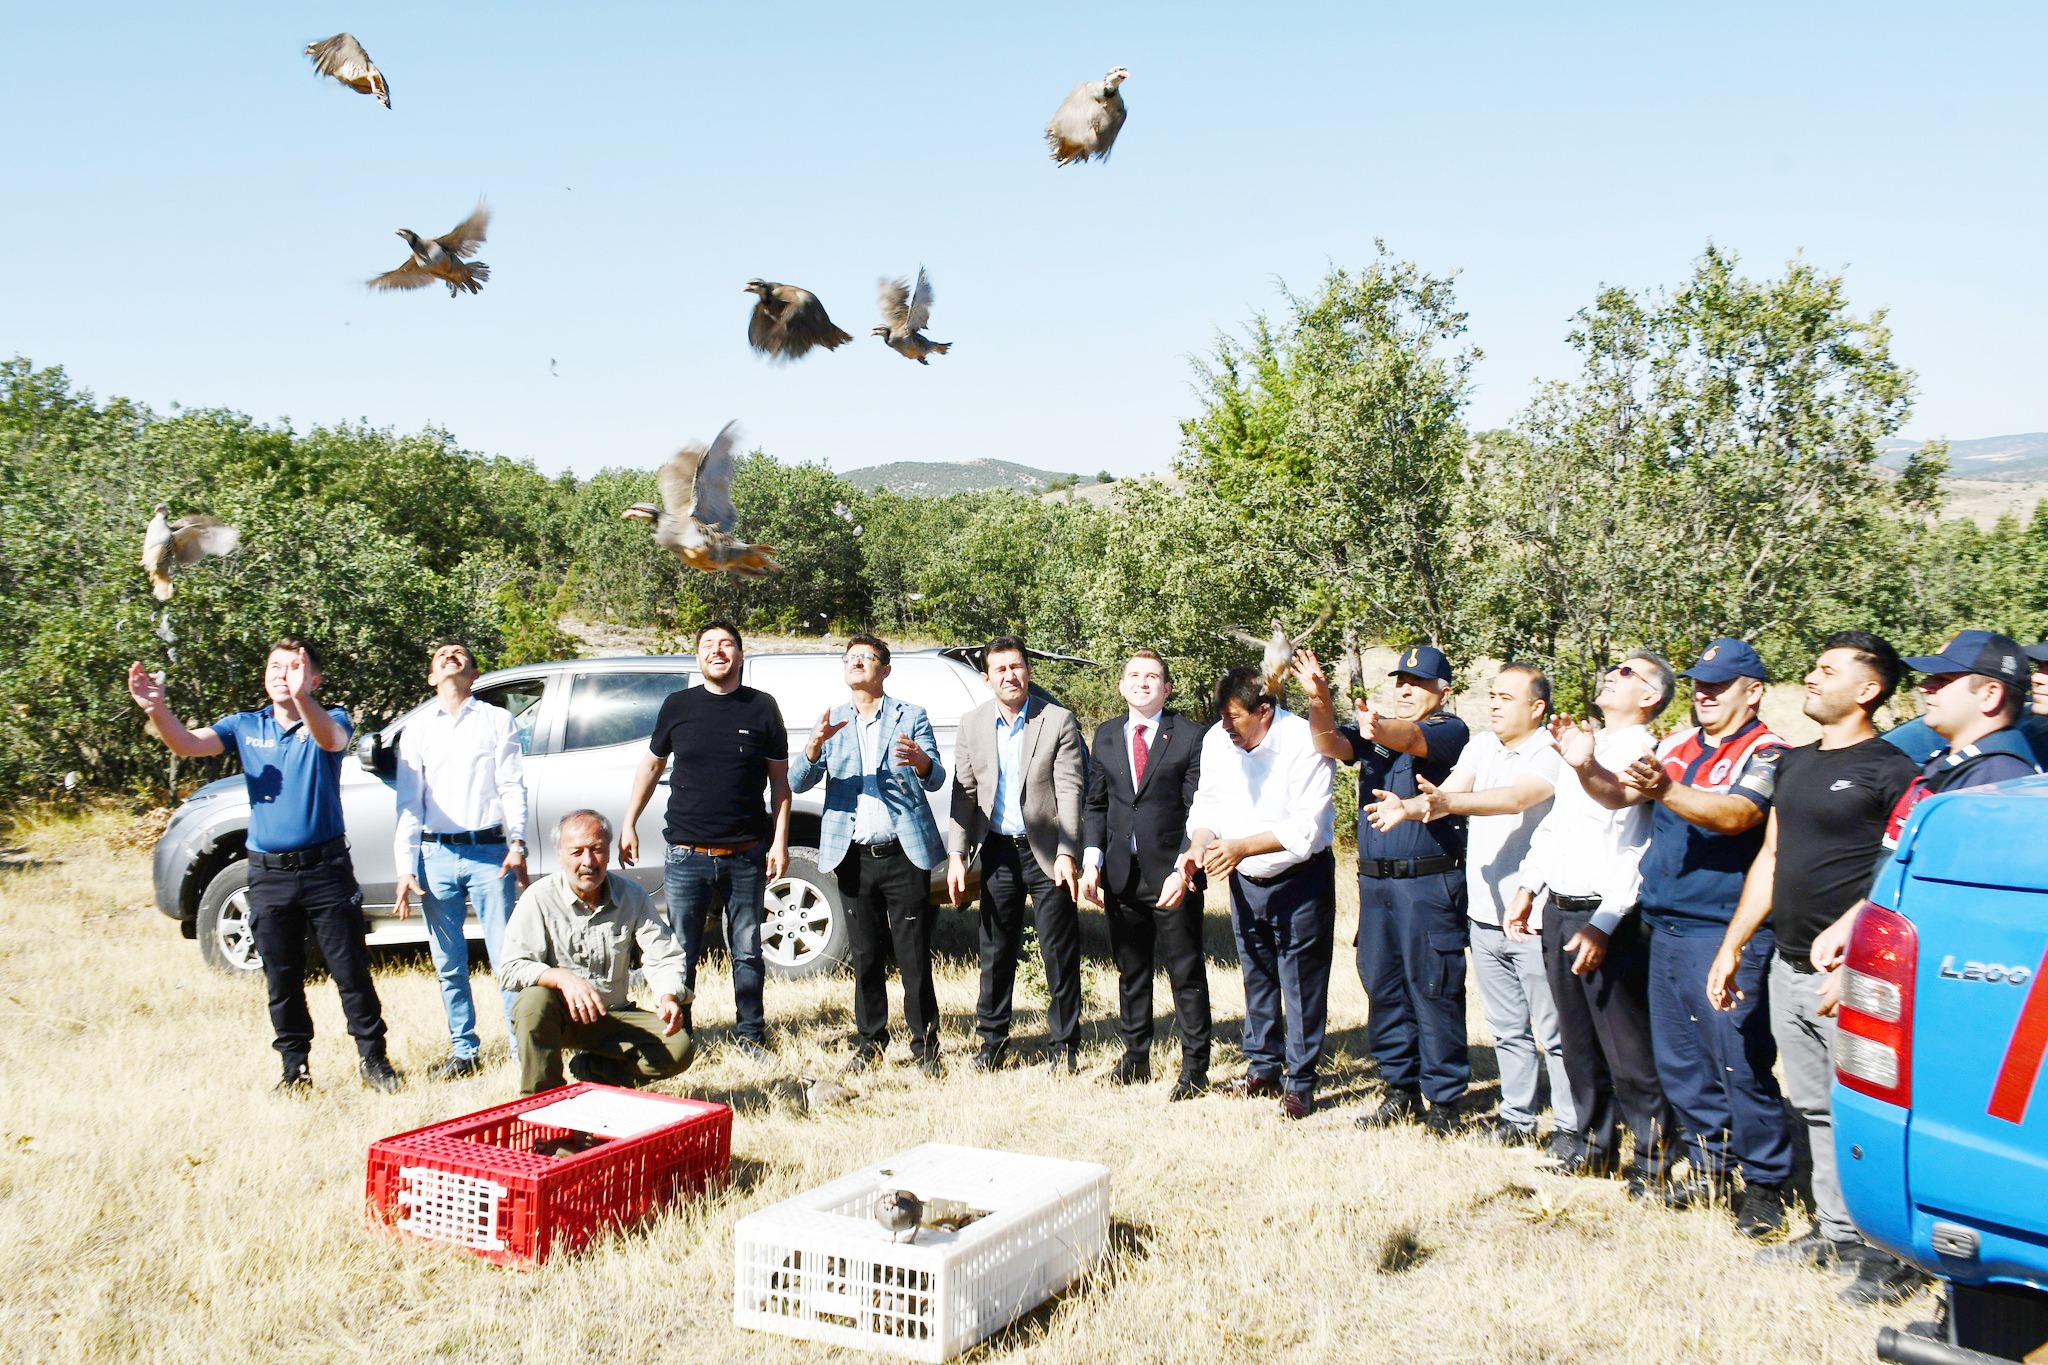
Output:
[733, 1142, 1111, 1362]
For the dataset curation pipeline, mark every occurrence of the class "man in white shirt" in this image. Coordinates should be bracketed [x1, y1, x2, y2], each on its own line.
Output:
[1368, 663, 1570, 1146]
[393, 642, 529, 1080]
[1505, 652, 1677, 1188]
[1180, 665, 1336, 1119]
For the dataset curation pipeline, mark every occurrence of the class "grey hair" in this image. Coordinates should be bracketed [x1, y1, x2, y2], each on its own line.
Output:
[1628, 650, 1678, 719]
[552, 809, 614, 847]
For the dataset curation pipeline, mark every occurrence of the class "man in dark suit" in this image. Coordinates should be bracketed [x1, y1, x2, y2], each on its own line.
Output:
[1081, 649, 1210, 1098]
[946, 636, 1089, 1073]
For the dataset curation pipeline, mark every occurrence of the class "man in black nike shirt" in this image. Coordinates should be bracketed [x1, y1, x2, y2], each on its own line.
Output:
[1706, 632, 1918, 1276]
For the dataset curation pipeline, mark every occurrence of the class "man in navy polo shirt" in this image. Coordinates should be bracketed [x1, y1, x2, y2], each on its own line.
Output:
[128, 639, 402, 1094]
[1579, 637, 1792, 1226]
[1301, 644, 1473, 1134]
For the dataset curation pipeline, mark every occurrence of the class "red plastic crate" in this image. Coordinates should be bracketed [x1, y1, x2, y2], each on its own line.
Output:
[365, 1083, 732, 1268]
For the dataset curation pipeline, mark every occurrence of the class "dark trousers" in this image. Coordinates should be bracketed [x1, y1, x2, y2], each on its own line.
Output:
[1230, 850, 1336, 1099]
[836, 841, 940, 1060]
[246, 859, 388, 1068]
[1646, 916, 1794, 1185]
[975, 835, 1081, 1049]
[1542, 905, 1674, 1178]
[1356, 868, 1469, 1106]
[1102, 865, 1213, 1078]
[665, 845, 768, 1042]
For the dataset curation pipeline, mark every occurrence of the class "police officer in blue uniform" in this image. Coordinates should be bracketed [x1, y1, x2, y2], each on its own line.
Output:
[1301, 645, 1472, 1133]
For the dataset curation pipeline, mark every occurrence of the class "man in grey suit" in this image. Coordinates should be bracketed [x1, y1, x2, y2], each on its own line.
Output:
[946, 636, 1089, 1073]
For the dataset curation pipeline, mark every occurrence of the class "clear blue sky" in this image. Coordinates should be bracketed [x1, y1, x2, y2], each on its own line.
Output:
[6, 2, 2044, 480]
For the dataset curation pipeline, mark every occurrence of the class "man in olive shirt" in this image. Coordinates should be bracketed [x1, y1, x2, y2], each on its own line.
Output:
[501, 810, 693, 1095]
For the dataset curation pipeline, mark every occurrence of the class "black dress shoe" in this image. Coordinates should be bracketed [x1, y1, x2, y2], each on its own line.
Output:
[972, 1040, 1009, 1072]
[275, 1061, 313, 1096]
[1045, 1043, 1079, 1075]
[916, 1054, 944, 1080]
[1222, 1072, 1282, 1100]
[1545, 1148, 1621, 1179]
[1355, 1087, 1423, 1129]
[1735, 1181, 1790, 1239]
[1109, 1052, 1151, 1086]
[1279, 1091, 1316, 1120]
[1629, 1171, 1730, 1209]
[1467, 1114, 1539, 1147]
[426, 1054, 485, 1082]
[569, 1052, 633, 1087]
[358, 1053, 404, 1094]
[844, 1048, 884, 1075]
[1839, 1249, 1932, 1307]
[1167, 1076, 1207, 1102]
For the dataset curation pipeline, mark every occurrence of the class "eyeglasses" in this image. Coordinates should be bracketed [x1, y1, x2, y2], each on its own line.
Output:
[845, 652, 882, 665]
[1606, 664, 1640, 678]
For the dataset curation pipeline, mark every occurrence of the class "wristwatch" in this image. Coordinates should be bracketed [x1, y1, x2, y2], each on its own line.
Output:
[507, 839, 527, 854]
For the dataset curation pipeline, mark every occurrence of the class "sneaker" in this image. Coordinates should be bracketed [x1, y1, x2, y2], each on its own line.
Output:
[1839, 1249, 1933, 1307]
[1630, 1171, 1730, 1209]
[1109, 1052, 1151, 1086]
[358, 1053, 404, 1094]
[1735, 1181, 1790, 1239]
[972, 1040, 1009, 1073]
[426, 1054, 484, 1082]
[1421, 1100, 1464, 1137]
[1279, 1091, 1316, 1120]
[732, 1036, 774, 1063]
[1547, 1148, 1622, 1179]
[1468, 1114, 1540, 1147]
[1356, 1087, 1423, 1129]
[844, 1048, 884, 1075]
[916, 1054, 944, 1080]
[1223, 1072, 1282, 1100]
[1754, 1228, 1856, 1270]
[275, 1061, 313, 1096]
[1168, 1076, 1208, 1102]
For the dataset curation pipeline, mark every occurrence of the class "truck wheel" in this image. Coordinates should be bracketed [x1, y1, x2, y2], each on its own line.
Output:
[196, 861, 263, 977]
[761, 848, 849, 979]
[195, 860, 325, 978]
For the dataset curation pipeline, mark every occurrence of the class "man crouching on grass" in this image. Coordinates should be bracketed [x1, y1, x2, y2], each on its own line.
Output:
[499, 809, 694, 1095]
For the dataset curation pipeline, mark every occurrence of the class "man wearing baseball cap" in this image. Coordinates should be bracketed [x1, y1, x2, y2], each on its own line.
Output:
[1577, 637, 1795, 1229]
[1301, 644, 1475, 1134]
[1879, 630, 2048, 769]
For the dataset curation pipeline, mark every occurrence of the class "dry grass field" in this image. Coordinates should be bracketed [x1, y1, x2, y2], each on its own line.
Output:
[0, 808, 1929, 1364]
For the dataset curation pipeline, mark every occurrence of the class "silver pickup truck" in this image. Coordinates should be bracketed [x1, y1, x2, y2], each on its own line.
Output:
[151, 648, 1019, 982]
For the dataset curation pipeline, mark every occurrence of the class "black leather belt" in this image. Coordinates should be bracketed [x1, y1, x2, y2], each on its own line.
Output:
[423, 825, 505, 846]
[1359, 855, 1464, 880]
[856, 838, 900, 858]
[1551, 893, 1604, 913]
[985, 832, 1034, 852]
[249, 835, 350, 871]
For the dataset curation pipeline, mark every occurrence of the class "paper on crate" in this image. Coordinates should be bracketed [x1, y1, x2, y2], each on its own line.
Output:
[517, 1089, 701, 1138]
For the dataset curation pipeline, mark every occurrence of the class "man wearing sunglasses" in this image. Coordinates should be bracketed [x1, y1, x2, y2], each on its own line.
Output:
[1575, 638, 1794, 1232]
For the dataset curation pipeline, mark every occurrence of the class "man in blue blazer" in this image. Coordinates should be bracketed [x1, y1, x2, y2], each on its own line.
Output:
[789, 634, 949, 1075]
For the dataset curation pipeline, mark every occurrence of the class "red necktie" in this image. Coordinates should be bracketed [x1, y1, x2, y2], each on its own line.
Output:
[1131, 723, 1148, 787]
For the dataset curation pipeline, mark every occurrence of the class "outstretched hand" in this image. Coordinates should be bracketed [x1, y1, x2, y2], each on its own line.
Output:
[127, 660, 165, 713]
[1549, 713, 1595, 768]
[1291, 649, 1330, 707]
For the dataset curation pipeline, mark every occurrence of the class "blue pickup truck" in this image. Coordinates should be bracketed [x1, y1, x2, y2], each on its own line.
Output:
[1835, 776, 2048, 1363]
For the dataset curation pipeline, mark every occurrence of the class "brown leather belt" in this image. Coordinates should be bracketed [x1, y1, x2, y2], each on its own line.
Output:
[677, 840, 758, 857]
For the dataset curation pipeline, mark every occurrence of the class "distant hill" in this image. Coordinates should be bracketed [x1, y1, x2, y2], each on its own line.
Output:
[841, 458, 1101, 496]
[1880, 433, 2048, 483]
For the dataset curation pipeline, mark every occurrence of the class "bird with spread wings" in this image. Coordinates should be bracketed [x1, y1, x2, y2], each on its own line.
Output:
[369, 203, 491, 297]
[305, 33, 390, 109]
[1223, 607, 1333, 697]
[142, 505, 239, 601]
[873, 268, 952, 364]
[744, 280, 853, 361]
[622, 422, 780, 579]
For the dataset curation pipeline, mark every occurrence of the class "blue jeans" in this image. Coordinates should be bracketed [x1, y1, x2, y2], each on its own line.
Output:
[664, 845, 769, 1043]
[419, 841, 518, 1060]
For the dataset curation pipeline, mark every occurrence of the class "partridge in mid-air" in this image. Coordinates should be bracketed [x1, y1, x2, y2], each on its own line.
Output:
[1045, 67, 1129, 165]
[305, 33, 390, 109]
[142, 506, 239, 601]
[622, 421, 780, 579]
[744, 280, 852, 361]
[1225, 607, 1332, 697]
[873, 269, 951, 365]
[369, 203, 491, 297]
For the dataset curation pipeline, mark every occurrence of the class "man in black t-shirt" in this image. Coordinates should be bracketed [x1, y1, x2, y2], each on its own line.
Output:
[621, 621, 791, 1057]
[1707, 632, 1917, 1278]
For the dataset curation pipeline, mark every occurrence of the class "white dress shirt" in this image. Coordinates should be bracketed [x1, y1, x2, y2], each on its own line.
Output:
[1450, 727, 1561, 927]
[1083, 705, 1165, 870]
[851, 706, 892, 845]
[393, 696, 529, 873]
[1515, 722, 1655, 933]
[1184, 708, 1334, 880]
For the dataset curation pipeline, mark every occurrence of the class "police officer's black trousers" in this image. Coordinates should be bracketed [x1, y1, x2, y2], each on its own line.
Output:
[975, 836, 1082, 1049]
[246, 859, 389, 1069]
[1356, 869, 1469, 1106]
[1541, 905, 1674, 1178]
[1102, 869, 1212, 1078]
